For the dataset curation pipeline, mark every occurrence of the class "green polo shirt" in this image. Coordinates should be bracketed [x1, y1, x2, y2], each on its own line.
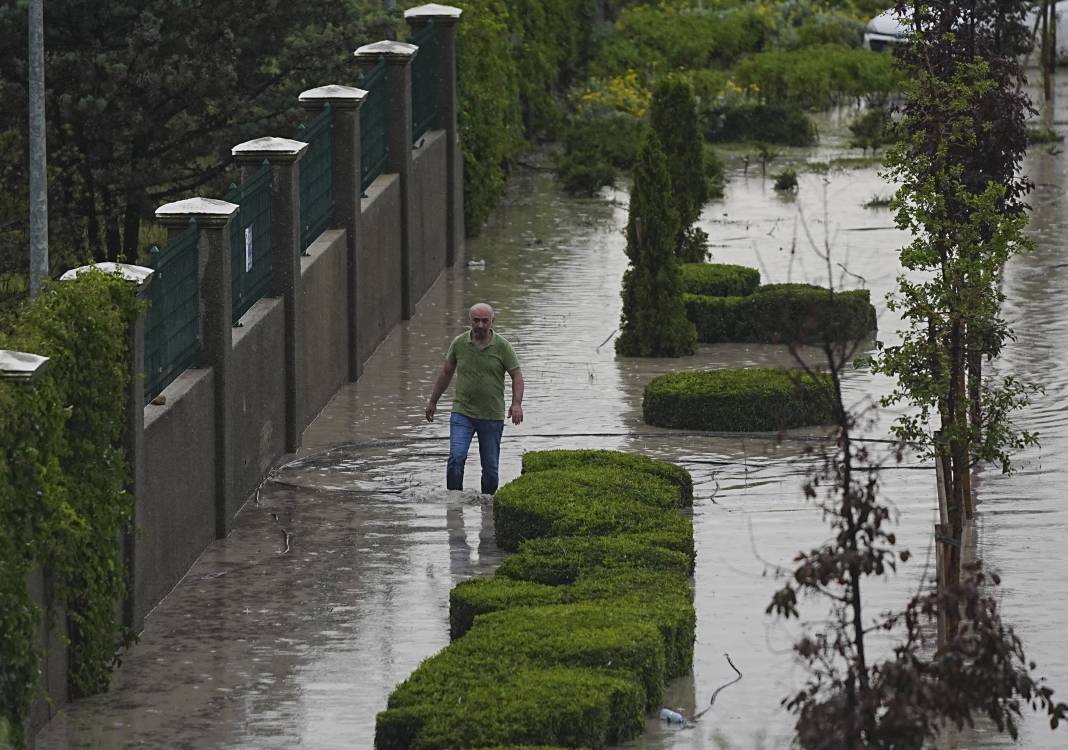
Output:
[446, 329, 520, 421]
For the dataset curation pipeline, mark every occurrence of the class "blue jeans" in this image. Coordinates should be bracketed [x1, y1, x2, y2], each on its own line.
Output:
[447, 412, 505, 494]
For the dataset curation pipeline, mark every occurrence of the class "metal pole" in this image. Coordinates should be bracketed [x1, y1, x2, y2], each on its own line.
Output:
[28, 0, 49, 298]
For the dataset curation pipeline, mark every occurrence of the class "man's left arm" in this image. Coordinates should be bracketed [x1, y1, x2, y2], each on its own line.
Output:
[507, 367, 524, 425]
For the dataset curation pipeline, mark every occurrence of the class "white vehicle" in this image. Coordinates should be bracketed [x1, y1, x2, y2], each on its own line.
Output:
[863, 5, 1068, 61]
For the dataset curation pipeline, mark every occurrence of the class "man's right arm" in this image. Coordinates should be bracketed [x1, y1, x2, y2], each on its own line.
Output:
[425, 359, 456, 422]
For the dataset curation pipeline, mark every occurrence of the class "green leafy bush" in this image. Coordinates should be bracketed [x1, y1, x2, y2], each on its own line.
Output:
[730, 45, 901, 109]
[773, 167, 799, 192]
[679, 262, 760, 297]
[848, 106, 899, 153]
[493, 467, 691, 551]
[0, 269, 139, 742]
[684, 284, 877, 344]
[589, 4, 773, 77]
[451, 568, 695, 674]
[521, 448, 693, 506]
[705, 102, 817, 146]
[496, 533, 694, 585]
[455, 0, 597, 233]
[377, 665, 642, 750]
[643, 367, 835, 431]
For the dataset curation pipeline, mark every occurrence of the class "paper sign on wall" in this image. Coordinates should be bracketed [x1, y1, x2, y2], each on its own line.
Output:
[245, 225, 254, 272]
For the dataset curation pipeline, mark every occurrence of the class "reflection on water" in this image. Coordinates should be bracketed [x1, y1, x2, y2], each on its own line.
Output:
[35, 81, 1068, 749]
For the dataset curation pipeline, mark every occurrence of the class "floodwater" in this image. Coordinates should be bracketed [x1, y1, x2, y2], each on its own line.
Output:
[36, 84, 1068, 749]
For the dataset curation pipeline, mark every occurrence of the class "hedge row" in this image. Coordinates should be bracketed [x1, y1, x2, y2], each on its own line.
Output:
[0, 270, 139, 744]
[643, 367, 835, 432]
[684, 283, 877, 344]
[678, 262, 760, 297]
[375, 450, 695, 750]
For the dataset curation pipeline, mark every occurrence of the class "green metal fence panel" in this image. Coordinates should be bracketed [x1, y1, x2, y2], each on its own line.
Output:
[410, 22, 438, 143]
[144, 220, 201, 404]
[296, 105, 334, 252]
[358, 59, 388, 192]
[226, 162, 274, 324]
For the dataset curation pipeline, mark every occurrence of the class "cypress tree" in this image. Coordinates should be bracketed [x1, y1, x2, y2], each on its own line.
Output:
[616, 132, 697, 358]
[649, 76, 708, 262]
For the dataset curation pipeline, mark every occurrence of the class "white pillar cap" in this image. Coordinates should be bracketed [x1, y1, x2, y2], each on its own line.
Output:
[60, 262, 154, 286]
[0, 349, 50, 381]
[405, 4, 463, 20]
[354, 41, 418, 60]
[231, 137, 309, 163]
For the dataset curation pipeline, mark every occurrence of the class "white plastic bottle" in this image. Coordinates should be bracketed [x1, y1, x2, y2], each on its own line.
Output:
[659, 707, 685, 724]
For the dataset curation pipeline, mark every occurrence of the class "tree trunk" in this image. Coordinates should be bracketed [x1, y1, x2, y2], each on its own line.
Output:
[122, 197, 142, 262]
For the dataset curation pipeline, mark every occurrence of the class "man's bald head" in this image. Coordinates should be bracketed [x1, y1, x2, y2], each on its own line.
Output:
[469, 303, 494, 342]
[469, 302, 494, 319]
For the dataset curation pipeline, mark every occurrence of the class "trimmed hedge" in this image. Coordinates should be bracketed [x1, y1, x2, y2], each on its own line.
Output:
[493, 468, 692, 551]
[377, 666, 641, 750]
[451, 570, 695, 675]
[496, 533, 694, 584]
[376, 451, 696, 750]
[678, 263, 760, 297]
[521, 449, 693, 507]
[684, 283, 877, 344]
[643, 368, 835, 431]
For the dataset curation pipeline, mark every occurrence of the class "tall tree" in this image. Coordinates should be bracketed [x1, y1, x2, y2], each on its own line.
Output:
[877, 2, 1037, 527]
[0, 0, 352, 263]
[616, 131, 696, 357]
[648, 76, 708, 262]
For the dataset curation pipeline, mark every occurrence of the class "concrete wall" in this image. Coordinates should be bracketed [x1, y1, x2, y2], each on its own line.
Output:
[359, 174, 405, 360]
[230, 298, 287, 516]
[409, 131, 449, 306]
[139, 368, 217, 625]
[300, 229, 349, 425]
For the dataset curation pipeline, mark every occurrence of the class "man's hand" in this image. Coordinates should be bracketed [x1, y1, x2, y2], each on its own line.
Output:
[426, 400, 437, 422]
[508, 403, 523, 426]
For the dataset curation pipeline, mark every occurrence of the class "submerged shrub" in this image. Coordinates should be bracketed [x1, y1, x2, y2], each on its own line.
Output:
[774, 167, 799, 191]
[377, 451, 696, 750]
[521, 448, 693, 506]
[684, 284, 877, 344]
[643, 367, 835, 431]
[678, 263, 760, 297]
[705, 102, 818, 146]
[493, 467, 691, 551]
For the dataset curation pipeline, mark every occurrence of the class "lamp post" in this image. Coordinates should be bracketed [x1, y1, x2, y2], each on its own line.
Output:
[28, 0, 49, 298]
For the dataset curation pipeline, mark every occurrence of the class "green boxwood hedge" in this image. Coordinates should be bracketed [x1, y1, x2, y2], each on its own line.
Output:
[496, 533, 694, 585]
[376, 451, 696, 750]
[377, 665, 641, 750]
[521, 449, 693, 507]
[493, 468, 692, 551]
[684, 283, 877, 344]
[643, 367, 835, 431]
[678, 263, 760, 297]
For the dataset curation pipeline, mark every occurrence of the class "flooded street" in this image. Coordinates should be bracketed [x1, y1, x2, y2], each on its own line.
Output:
[36, 83, 1068, 749]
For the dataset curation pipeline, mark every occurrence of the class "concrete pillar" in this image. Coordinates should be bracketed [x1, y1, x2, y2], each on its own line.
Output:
[299, 85, 369, 381]
[405, 4, 465, 265]
[231, 137, 309, 453]
[155, 198, 238, 540]
[355, 40, 418, 319]
[58, 262, 153, 629]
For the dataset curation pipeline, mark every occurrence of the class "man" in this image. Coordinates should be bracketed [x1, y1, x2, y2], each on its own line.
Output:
[425, 303, 524, 495]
